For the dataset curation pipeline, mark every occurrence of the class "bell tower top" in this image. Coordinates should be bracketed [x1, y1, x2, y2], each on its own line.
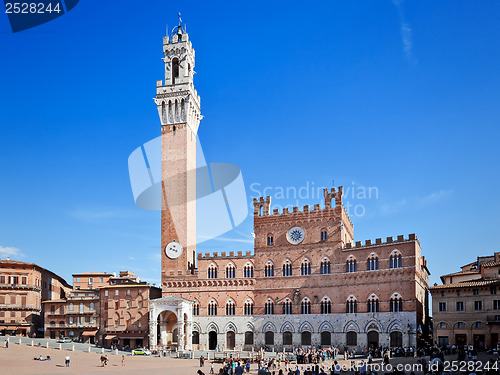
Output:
[155, 15, 202, 135]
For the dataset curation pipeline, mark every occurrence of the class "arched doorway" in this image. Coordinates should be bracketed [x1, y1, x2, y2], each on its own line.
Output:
[209, 331, 217, 350]
[157, 310, 177, 348]
[148, 296, 193, 351]
[265, 331, 274, 346]
[321, 331, 331, 346]
[301, 331, 312, 346]
[244, 331, 254, 346]
[367, 331, 379, 348]
[390, 331, 403, 347]
[226, 331, 235, 350]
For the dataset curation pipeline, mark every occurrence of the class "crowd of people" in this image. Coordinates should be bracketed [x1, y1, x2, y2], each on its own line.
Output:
[195, 344, 500, 375]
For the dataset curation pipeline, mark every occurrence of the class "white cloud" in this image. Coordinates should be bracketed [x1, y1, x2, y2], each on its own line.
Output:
[393, 0, 416, 63]
[0, 246, 25, 259]
[420, 190, 452, 206]
[128, 256, 135, 261]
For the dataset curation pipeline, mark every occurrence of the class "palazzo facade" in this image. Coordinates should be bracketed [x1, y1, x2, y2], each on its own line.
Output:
[149, 23, 430, 352]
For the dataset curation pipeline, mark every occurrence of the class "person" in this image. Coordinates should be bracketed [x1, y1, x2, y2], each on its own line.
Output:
[246, 360, 251, 373]
[122, 355, 125, 366]
[210, 363, 214, 374]
[200, 355, 205, 367]
[4, 339, 8, 348]
[359, 360, 366, 375]
[197, 370, 206, 375]
[333, 361, 341, 375]
[235, 363, 244, 375]
[65, 355, 70, 367]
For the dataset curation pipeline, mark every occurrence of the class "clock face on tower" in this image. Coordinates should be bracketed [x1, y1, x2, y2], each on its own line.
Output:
[165, 241, 183, 259]
[286, 227, 305, 245]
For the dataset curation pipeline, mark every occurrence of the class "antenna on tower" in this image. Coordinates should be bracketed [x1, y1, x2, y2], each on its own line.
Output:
[178, 12, 182, 26]
[166, 24, 168, 37]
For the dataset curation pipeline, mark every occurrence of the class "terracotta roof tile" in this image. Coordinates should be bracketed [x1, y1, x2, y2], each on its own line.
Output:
[430, 279, 500, 290]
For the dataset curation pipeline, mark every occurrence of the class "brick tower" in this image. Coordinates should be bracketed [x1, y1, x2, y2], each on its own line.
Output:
[155, 23, 202, 292]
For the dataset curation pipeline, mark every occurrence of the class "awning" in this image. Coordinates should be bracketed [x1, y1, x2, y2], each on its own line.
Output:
[81, 330, 98, 336]
[6, 326, 18, 330]
[104, 335, 116, 340]
[0, 326, 6, 330]
[118, 332, 147, 339]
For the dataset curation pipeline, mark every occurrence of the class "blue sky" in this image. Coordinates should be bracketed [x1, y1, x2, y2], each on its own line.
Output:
[0, 1, 499, 288]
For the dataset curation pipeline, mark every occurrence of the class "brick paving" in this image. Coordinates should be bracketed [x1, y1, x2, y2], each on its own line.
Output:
[0, 343, 218, 375]
[2, 342, 499, 375]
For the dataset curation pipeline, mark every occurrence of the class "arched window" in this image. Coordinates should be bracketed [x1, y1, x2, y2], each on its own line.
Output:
[346, 295, 357, 313]
[301, 259, 311, 276]
[390, 293, 403, 312]
[283, 260, 292, 276]
[301, 298, 311, 314]
[320, 229, 327, 241]
[244, 299, 254, 315]
[172, 57, 179, 83]
[69, 303, 74, 311]
[50, 305, 55, 314]
[193, 301, 200, 316]
[226, 300, 235, 316]
[208, 300, 217, 316]
[367, 253, 379, 271]
[320, 257, 331, 274]
[161, 101, 166, 123]
[283, 298, 293, 315]
[320, 297, 332, 314]
[346, 256, 357, 273]
[90, 302, 95, 310]
[265, 261, 274, 277]
[243, 263, 254, 278]
[390, 251, 402, 269]
[226, 263, 235, 279]
[368, 294, 380, 313]
[267, 234, 274, 246]
[208, 264, 217, 279]
[265, 298, 274, 315]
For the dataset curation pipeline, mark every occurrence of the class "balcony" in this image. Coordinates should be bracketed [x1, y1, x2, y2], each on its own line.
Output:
[486, 315, 500, 324]
[67, 295, 99, 300]
[65, 310, 97, 315]
[54, 323, 98, 329]
[46, 310, 66, 316]
[0, 304, 40, 311]
[0, 283, 41, 292]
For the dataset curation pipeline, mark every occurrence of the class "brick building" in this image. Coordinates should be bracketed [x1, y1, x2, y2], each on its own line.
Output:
[0, 258, 71, 337]
[98, 275, 161, 349]
[43, 270, 160, 347]
[148, 24, 431, 352]
[43, 272, 112, 343]
[430, 252, 500, 349]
